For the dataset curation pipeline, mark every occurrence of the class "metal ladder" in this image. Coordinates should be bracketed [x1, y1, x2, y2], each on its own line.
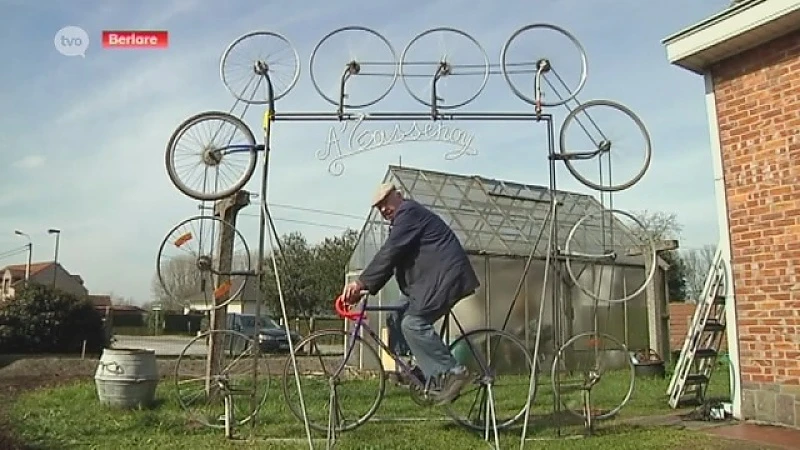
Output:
[667, 246, 728, 409]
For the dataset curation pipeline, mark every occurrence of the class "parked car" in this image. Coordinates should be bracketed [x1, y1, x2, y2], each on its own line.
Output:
[226, 313, 303, 354]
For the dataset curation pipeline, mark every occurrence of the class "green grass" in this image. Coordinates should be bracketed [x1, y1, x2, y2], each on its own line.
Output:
[9, 364, 734, 450]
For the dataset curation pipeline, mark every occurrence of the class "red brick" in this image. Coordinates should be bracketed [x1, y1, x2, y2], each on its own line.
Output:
[752, 374, 776, 383]
[711, 28, 800, 389]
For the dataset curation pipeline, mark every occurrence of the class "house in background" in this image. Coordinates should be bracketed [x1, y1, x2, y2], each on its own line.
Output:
[87, 294, 112, 311]
[88, 294, 147, 327]
[184, 278, 265, 316]
[0, 261, 89, 302]
[87, 294, 142, 315]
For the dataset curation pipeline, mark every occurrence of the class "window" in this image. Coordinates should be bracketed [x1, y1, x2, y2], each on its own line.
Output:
[239, 314, 279, 329]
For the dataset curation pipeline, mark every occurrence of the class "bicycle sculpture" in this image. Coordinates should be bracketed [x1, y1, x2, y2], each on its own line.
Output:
[281, 293, 533, 437]
[154, 21, 655, 450]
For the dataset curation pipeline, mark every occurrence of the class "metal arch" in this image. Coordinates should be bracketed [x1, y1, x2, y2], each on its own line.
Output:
[155, 22, 659, 450]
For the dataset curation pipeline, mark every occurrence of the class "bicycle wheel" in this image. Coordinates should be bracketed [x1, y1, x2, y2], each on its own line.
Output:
[444, 328, 534, 431]
[550, 331, 635, 421]
[559, 99, 652, 192]
[220, 31, 300, 104]
[400, 27, 489, 109]
[165, 111, 258, 201]
[156, 215, 251, 310]
[501, 23, 588, 107]
[282, 329, 386, 433]
[174, 329, 270, 428]
[309, 26, 398, 109]
[564, 209, 656, 304]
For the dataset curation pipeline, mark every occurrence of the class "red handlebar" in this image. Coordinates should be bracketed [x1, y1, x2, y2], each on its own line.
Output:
[335, 295, 365, 321]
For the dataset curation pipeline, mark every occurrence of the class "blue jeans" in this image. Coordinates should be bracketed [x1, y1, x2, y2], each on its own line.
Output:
[385, 297, 460, 380]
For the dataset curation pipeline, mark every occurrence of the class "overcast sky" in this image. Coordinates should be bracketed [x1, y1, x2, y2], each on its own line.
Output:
[0, 0, 730, 304]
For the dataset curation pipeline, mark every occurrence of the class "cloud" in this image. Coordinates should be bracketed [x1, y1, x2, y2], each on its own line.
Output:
[12, 155, 46, 169]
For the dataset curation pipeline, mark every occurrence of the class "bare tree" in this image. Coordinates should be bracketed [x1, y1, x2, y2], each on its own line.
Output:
[150, 252, 252, 312]
[150, 255, 202, 311]
[631, 210, 682, 241]
[681, 245, 716, 301]
[630, 210, 688, 301]
[106, 291, 135, 306]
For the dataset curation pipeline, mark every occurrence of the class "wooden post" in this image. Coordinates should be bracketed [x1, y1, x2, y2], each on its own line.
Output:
[643, 239, 678, 360]
[206, 190, 250, 392]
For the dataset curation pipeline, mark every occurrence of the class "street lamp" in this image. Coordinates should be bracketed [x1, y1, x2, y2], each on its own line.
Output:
[13, 230, 32, 281]
[48, 228, 61, 288]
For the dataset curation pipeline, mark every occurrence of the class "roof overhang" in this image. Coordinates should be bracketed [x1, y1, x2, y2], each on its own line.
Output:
[662, 0, 800, 74]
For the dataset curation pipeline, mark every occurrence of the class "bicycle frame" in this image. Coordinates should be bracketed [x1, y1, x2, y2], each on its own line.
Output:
[553, 139, 611, 162]
[334, 300, 430, 390]
[333, 296, 492, 389]
[215, 143, 265, 157]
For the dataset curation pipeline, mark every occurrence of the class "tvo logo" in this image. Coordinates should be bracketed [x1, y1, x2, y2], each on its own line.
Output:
[54, 26, 90, 57]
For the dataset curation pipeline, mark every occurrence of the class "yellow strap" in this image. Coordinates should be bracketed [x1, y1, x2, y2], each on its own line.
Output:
[262, 109, 273, 131]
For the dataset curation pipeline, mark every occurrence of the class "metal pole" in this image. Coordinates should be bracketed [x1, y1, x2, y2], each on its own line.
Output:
[26, 243, 31, 281]
[48, 229, 61, 288]
[53, 234, 60, 287]
[13, 230, 32, 282]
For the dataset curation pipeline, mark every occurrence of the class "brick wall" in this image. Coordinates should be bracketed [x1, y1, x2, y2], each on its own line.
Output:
[668, 302, 728, 354]
[669, 303, 695, 351]
[711, 27, 800, 428]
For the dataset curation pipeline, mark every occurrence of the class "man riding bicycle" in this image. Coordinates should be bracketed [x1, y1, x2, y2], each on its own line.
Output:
[341, 182, 480, 406]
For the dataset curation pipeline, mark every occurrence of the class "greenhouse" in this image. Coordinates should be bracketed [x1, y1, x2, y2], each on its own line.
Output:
[346, 165, 668, 371]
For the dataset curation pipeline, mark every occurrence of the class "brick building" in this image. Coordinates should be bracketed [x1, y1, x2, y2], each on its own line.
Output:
[0, 261, 89, 301]
[663, 0, 800, 427]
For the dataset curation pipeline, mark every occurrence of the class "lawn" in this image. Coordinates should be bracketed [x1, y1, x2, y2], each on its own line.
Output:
[8, 358, 736, 450]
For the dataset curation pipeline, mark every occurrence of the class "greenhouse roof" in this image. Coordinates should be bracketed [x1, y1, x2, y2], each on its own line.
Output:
[348, 165, 653, 271]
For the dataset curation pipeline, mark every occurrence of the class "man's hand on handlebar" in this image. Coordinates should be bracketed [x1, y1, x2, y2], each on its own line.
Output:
[341, 280, 367, 304]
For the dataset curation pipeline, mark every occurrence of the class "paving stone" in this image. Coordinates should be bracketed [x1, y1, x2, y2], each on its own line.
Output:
[707, 422, 800, 450]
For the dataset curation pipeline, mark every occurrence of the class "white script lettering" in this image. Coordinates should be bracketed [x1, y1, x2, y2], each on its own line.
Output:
[315, 114, 478, 175]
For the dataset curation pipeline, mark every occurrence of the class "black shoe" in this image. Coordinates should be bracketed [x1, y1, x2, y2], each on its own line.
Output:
[394, 365, 426, 388]
[409, 365, 426, 384]
[433, 368, 471, 406]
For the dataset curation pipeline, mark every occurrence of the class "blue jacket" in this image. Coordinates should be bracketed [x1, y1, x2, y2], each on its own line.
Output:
[359, 199, 480, 320]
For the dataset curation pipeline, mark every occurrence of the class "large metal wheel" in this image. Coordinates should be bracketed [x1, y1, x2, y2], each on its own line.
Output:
[501, 23, 588, 107]
[564, 208, 656, 304]
[165, 111, 258, 201]
[444, 328, 535, 431]
[282, 329, 386, 433]
[220, 31, 300, 104]
[551, 331, 635, 421]
[309, 26, 398, 109]
[174, 329, 269, 428]
[399, 27, 489, 109]
[156, 215, 251, 310]
[559, 99, 652, 192]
